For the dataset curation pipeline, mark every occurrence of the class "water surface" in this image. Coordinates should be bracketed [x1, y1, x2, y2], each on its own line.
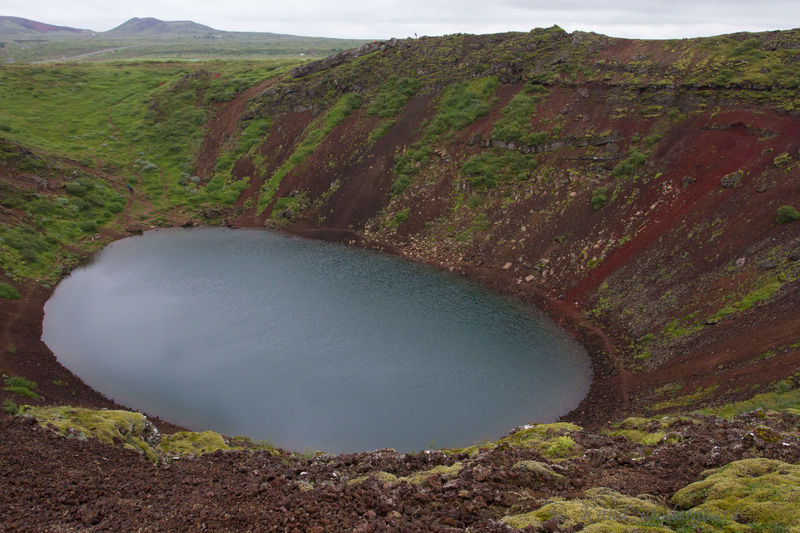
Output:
[43, 228, 590, 453]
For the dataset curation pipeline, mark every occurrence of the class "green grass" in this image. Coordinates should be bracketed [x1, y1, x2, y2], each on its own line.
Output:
[701, 379, 800, 418]
[3, 375, 40, 399]
[709, 278, 783, 322]
[0, 60, 294, 213]
[1, 399, 19, 414]
[461, 149, 537, 190]
[591, 187, 608, 210]
[392, 76, 498, 195]
[0, 281, 20, 299]
[491, 82, 549, 145]
[0, 168, 125, 281]
[613, 149, 648, 179]
[366, 76, 422, 119]
[257, 93, 362, 213]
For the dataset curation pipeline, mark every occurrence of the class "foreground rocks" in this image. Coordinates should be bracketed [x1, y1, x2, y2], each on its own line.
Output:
[1, 407, 799, 531]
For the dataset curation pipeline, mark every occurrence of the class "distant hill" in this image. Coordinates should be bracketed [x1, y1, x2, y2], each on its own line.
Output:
[103, 17, 216, 37]
[0, 15, 90, 37]
[0, 16, 369, 62]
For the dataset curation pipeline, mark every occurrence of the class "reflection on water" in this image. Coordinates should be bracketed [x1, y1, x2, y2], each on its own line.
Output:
[43, 227, 590, 453]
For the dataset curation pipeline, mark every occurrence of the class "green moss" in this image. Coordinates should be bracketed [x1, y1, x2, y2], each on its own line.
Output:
[0, 282, 20, 299]
[400, 462, 463, 485]
[19, 405, 238, 462]
[544, 435, 579, 459]
[502, 487, 669, 531]
[611, 429, 667, 446]
[157, 430, 230, 456]
[511, 460, 565, 481]
[672, 458, 800, 529]
[347, 470, 400, 486]
[20, 405, 149, 445]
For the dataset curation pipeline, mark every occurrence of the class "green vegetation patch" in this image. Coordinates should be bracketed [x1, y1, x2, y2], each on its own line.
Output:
[502, 487, 670, 531]
[367, 76, 422, 119]
[392, 76, 498, 195]
[613, 149, 648, 179]
[157, 430, 230, 456]
[591, 187, 608, 210]
[18, 405, 235, 463]
[347, 463, 462, 487]
[461, 149, 537, 189]
[258, 93, 362, 212]
[0, 281, 20, 299]
[3, 375, 40, 399]
[776, 205, 800, 224]
[607, 417, 688, 446]
[672, 458, 800, 530]
[491, 82, 550, 145]
[709, 278, 783, 322]
[366, 76, 422, 141]
[20, 405, 153, 455]
[702, 378, 800, 418]
[650, 385, 719, 412]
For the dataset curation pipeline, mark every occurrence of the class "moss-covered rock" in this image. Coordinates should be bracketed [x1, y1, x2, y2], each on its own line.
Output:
[672, 458, 800, 530]
[157, 430, 230, 456]
[502, 487, 669, 531]
[19, 405, 234, 463]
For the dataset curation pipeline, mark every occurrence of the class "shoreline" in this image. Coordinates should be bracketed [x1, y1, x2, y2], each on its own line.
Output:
[1, 221, 624, 445]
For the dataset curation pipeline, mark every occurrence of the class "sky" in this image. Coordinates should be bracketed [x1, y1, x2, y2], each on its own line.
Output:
[5, 0, 800, 40]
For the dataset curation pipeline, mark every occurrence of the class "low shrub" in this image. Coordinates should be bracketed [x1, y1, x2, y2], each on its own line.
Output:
[776, 205, 799, 224]
[591, 187, 608, 210]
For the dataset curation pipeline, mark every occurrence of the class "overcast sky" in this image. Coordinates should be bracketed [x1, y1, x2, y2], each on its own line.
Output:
[5, 0, 800, 40]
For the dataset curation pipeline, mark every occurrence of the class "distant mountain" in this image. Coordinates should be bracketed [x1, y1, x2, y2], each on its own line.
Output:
[0, 15, 90, 37]
[0, 16, 369, 62]
[103, 17, 216, 37]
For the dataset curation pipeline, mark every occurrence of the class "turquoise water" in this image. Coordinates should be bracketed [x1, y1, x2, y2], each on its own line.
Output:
[42, 227, 590, 453]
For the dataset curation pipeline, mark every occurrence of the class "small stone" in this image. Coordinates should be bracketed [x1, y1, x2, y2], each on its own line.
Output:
[525, 274, 535, 282]
[788, 250, 800, 261]
[735, 257, 747, 268]
[426, 475, 442, 491]
[681, 176, 696, 187]
[502, 262, 512, 270]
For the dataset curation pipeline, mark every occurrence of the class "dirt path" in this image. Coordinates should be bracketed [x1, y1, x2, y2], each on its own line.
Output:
[31, 45, 141, 64]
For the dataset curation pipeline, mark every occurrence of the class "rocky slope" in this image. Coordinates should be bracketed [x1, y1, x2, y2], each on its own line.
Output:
[1, 26, 800, 531]
[198, 27, 800, 423]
